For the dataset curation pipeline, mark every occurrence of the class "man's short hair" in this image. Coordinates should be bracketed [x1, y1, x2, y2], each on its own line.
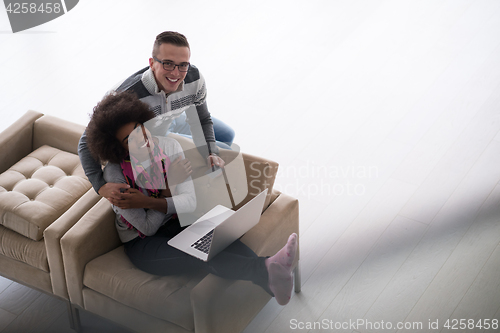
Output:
[152, 31, 190, 57]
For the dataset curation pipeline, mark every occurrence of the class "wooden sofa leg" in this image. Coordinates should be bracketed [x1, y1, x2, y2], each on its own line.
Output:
[294, 261, 301, 293]
[67, 302, 82, 332]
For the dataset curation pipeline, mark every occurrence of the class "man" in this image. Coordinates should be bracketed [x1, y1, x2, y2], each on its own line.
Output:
[79, 31, 233, 205]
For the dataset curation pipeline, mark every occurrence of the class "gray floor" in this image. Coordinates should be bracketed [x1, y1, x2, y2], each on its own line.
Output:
[0, 275, 134, 332]
[1, 0, 500, 332]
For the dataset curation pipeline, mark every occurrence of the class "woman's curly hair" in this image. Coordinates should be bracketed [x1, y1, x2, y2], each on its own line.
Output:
[86, 91, 156, 164]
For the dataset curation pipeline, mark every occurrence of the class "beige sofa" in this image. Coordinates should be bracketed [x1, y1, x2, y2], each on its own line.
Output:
[0, 111, 101, 329]
[61, 134, 301, 333]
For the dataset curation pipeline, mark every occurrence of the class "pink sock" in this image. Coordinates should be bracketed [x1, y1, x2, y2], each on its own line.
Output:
[266, 233, 297, 269]
[265, 233, 298, 305]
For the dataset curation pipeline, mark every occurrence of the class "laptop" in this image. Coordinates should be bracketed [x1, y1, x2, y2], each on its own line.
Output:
[168, 188, 268, 261]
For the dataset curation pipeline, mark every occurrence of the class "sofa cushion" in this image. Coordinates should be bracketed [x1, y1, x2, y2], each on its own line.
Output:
[0, 145, 91, 241]
[83, 246, 207, 331]
[0, 224, 49, 272]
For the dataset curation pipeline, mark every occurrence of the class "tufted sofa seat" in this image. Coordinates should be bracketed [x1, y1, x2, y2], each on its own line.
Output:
[0, 110, 101, 330]
[0, 145, 91, 241]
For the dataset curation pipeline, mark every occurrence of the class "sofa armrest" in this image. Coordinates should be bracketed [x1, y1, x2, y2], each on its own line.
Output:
[33, 114, 86, 155]
[61, 198, 121, 307]
[242, 191, 299, 259]
[190, 192, 299, 333]
[0, 110, 43, 174]
[191, 274, 271, 333]
[44, 189, 101, 300]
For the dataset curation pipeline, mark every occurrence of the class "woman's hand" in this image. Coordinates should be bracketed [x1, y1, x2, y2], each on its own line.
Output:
[111, 188, 169, 213]
[160, 188, 172, 198]
[167, 156, 192, 186]
[110, 188, 149, 209]
[99, 182, 130, 200]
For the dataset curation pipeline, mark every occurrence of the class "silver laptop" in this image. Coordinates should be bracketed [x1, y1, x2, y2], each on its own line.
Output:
[168, 189, 268, 261]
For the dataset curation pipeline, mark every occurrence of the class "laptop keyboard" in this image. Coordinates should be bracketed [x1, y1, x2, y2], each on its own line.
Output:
[191, 229, 214, 254]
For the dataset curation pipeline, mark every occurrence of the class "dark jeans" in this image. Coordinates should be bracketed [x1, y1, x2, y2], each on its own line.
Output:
[124, 220, 271, 295]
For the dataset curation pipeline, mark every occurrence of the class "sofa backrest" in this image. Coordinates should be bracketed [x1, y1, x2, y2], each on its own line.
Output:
[239, 152, 279, 210]
[33, 115, 86, 155]
[0, 110, 43, 174]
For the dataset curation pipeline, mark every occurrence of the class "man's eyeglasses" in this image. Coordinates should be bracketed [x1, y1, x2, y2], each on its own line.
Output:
[153, 57, 190, 72]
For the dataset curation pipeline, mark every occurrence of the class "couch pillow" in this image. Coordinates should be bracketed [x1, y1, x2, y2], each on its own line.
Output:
[0, 145, 91, 241]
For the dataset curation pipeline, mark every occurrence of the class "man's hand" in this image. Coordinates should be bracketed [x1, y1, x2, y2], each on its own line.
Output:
[207, 154, 225, 169]
[98, 183, 130, 201]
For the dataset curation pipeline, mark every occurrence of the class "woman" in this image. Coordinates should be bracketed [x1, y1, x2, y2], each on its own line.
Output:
[86, 91, 297, 305]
